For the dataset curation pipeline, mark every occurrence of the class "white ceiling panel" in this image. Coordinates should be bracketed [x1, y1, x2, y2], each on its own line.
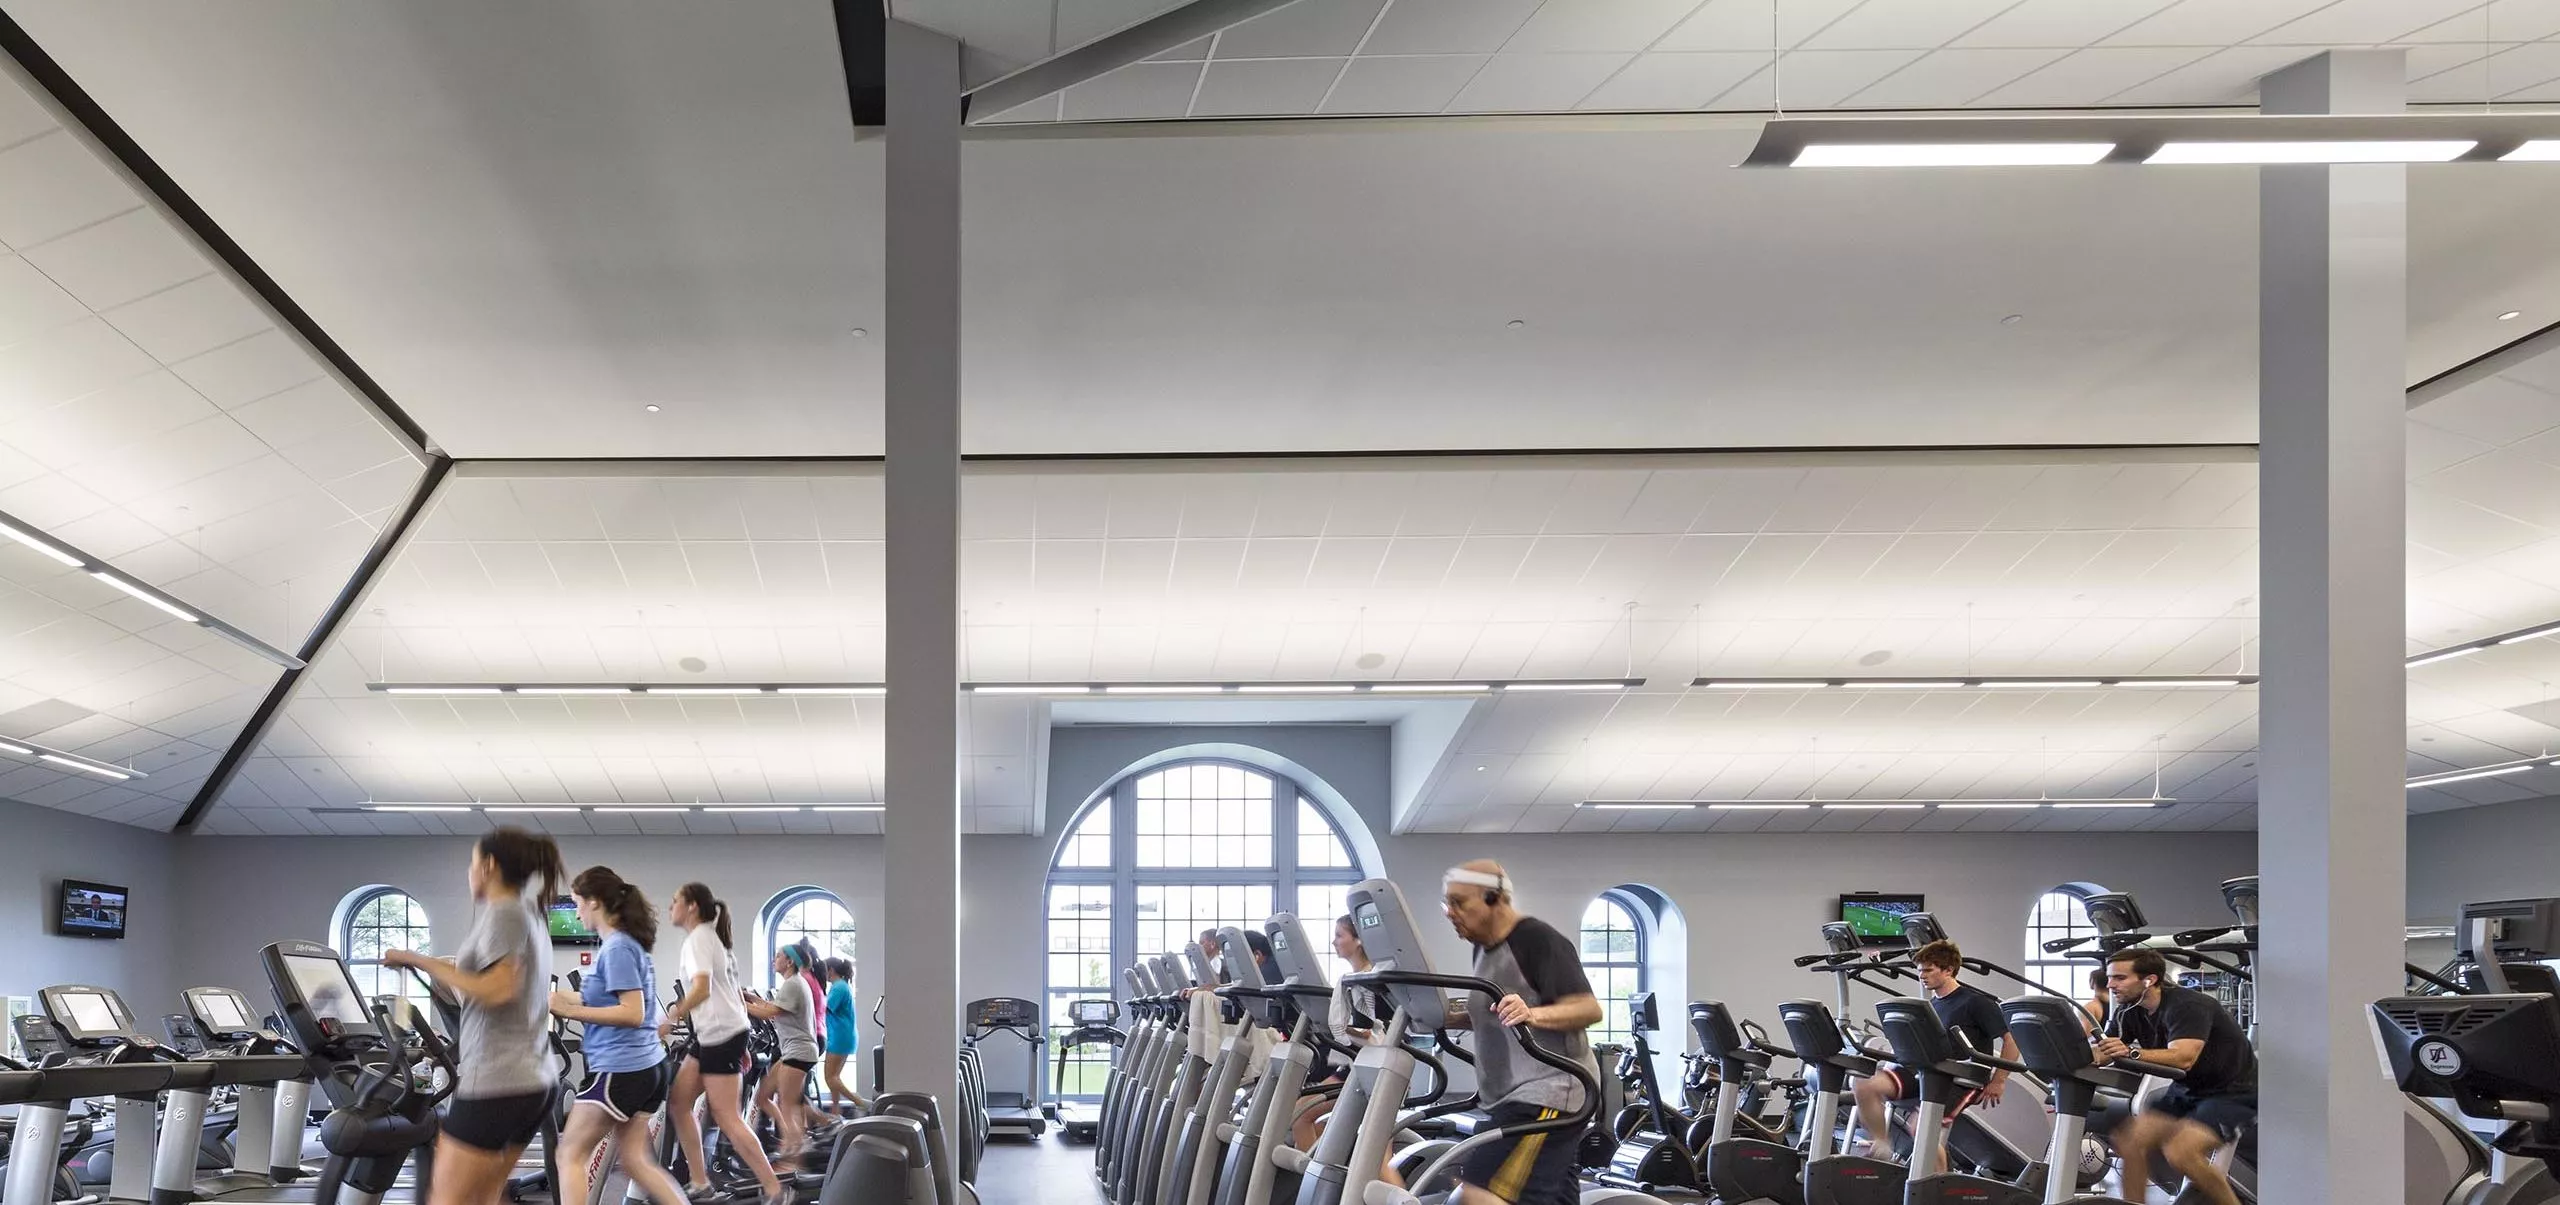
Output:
[1356, 0, 1548, 55]
[1214, 0, 1391, 58]
[1318, 52, 1489, 112]
[1451, 52, 1636, 111]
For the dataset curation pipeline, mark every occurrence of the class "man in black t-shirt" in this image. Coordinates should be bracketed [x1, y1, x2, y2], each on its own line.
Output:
[2093, 949, 2253, 1205]
[1851, 939, 2020, 1157]
[1441, 860, 1602, 1205]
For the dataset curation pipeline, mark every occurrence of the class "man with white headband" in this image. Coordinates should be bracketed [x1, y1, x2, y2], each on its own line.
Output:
[1440, 859, 1601, 1205]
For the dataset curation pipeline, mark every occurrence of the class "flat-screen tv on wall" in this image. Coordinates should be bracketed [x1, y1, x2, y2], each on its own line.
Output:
[547, 897, 600, 945]
[58, 880, 128, 939]
[1838, 892, 1924, 947]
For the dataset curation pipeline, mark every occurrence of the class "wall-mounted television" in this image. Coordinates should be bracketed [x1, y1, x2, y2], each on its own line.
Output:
[57, 880, 127, 940]
[546, 896, 600, 945]
[1838, 892, 1924, 947]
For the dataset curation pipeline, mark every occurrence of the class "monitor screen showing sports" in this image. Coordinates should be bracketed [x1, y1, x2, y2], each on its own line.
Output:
[58, 880, 127, 939]
[282, 954, 372, 1027]
[1840, 893, 1926, 946]
[58, 991, 120, 1035]
[197, 992, 252, 1032]
[547, 897, 600, 945]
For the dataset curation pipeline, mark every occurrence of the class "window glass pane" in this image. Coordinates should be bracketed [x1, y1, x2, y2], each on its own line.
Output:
[1130, 764, 1273, 867]
[341, 890, 434, 1007]
[1296, 800, 1353, 869]
[1580, 894, 1644, 1048]
[1058, 805, 1112, 868]
[767, 891, 857, 995]
[2023, 888, 2102, 1001]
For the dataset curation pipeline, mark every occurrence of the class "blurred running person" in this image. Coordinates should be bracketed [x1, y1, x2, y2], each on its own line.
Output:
[819, 959, 863, 1116]
[2094, 950, 2254, 1205]
[1441, 860, 1603, 1205]
[747, 945, 823, 1169]
[547, 867, 687, 1205]
[381, 828, 563, 1205]
[660, 884, 785, 1205]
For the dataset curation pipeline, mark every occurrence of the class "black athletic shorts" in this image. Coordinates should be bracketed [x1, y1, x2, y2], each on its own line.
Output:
[2098, 1086, 2257, 1146]
[576, 1066, 670, 1122]
[1872, 1063, 1982, 1112]
[443, 1090, 553, 1153]
[691, 1031, 751, 1077]
[1457, 1101, 1585, 1205]
[779, 1057, 817, 1074]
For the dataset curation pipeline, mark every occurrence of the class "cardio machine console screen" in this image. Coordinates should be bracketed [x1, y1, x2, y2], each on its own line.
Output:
[282, 954, 374, 1029]
[56, 990, 122, 1036]
[197, 991, 253, 1033]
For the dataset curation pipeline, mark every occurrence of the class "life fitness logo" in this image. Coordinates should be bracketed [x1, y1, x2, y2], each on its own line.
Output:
[2417, 1038, 2466, 1078]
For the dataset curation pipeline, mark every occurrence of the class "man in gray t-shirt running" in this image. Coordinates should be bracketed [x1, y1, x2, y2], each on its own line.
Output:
[1442, 860, 1602, 1205]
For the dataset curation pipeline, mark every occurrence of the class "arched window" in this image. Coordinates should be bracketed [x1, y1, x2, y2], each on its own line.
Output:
[338, 887, 432, 1005]
[762, 887, 857, 994]
[1581, 890, 1650, 1049]
[1045, 759, 1372, 1097]
[2024, 884, 2107, 999]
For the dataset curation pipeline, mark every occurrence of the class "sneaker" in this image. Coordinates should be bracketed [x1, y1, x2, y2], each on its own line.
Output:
[684, 1185, 725, 1204]
[761, 1192, 794, 1205]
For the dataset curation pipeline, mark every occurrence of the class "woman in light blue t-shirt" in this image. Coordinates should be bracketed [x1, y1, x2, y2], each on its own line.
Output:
[545, 867, 685, 1205]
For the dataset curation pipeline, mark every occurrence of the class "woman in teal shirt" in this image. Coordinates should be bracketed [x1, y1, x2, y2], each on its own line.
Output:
[820, 958, 863, 1116]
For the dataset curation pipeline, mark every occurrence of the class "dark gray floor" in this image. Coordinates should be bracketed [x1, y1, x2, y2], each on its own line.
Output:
[974, 1132, 1103, 1203]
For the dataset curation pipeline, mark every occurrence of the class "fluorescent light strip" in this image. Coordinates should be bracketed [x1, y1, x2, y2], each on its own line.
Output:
[1499, 681, 1633, 692]
[369, 805, 473, 814]
[0, 740, 29, 756]
[1977, 680, 2101, 689]
[2147, 140, 2474, 164]
[1376, 684, 1491, 694]
[90, 572, 197, 623]
[1580, 802, 1696, 811]
[2495, 625, 2560, 646]
[481, 806, 580, 815]
[2408, 647, 2484, 668]
[1822, 803, 1928, 811]
[1708, 803, 1813, 811]
[1700, 681, 1826, 690]
[1235, 684, 1359, 694]
[1795, 143, 2113, 167]
[515, 687, 633, 696]
[2051, 801, 2158, 810]
[386, 686, 501, 695]
[2506, 141, 2560, 162]
[0, 518, 83, 567]
[777, 687, 885, 696]
[703, 806, 803, 814]
[39, 753, 130, 780]
[592, 807, 692, 814]
[1841, 681, 1965, 690]
[2408, 764, 2536, 789]
[1105, 685, 1226, 695]
[970, 685, 1088, 695]
[1940, 802, 2040, 810]
[814, 805, 886, 814]
[2115, 678, 2246, 688]
[646, 687, 766, 696]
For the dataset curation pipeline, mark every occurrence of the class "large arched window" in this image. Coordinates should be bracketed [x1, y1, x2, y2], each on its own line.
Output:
[2024, 884, 2107, 999]
[1581, 890, 1650, 1049]
[762, 887, 857, 994]
[338, 887, 432, 1005]
[1045, 759, 1371, 1097]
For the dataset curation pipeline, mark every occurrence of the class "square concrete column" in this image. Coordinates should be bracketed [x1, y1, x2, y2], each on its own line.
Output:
[2256, 49, 2407, 1204]
[881, 16, 963, 1131]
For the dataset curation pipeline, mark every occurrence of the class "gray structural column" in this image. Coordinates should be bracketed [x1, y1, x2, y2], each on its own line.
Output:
[2256, 49, 2406, 1203]
[881, 16, 964, 1131]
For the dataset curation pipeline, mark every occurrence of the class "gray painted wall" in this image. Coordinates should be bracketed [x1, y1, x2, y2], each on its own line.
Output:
[2408, 795, 2560, 924]
[0, 798, 182, 1046]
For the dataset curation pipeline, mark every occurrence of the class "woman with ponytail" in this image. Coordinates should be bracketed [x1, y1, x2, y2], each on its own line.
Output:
[547, 868, 685, 1205]
[661, 884, 783, 1205]
[745, 944, 822, 1167]
[819, 959, 861, 1117]
[381, 827, 564, 1205]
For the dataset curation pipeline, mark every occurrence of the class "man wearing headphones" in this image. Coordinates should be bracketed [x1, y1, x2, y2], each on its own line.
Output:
[1441, 859, 1602, 1205]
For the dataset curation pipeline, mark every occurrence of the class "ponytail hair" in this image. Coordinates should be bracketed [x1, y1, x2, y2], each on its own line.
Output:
[476, 827, 565, 904]
[572, 865, 658, 948]
[677, 882, 732, 948]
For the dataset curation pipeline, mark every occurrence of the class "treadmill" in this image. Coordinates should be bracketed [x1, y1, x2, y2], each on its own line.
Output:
[2, 986, 185, 1205]
[965, 998, 1048, 1139]
[1046, 999, 1123, 1142]
[159, 986, 325, 1201]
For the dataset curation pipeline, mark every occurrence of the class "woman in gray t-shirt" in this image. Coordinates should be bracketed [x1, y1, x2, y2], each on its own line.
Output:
[746, 944, 824, 1168]
[381, 828, 563, 1205]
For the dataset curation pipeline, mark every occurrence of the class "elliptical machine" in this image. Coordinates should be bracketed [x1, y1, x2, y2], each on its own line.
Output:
[1596, 993, 1703, 1196]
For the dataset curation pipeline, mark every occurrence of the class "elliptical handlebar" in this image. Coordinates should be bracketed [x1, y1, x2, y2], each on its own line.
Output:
[1339, 969, 1603, 1136]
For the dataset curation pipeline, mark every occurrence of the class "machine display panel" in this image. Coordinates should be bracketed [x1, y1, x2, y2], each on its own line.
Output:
[282, 954, 372, 1027]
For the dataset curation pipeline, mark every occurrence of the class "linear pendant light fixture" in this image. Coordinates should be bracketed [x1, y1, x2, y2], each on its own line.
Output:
[2407, 757, 2560, 790]
[370, 678, 1639, 698]
[1744, 113, 2560, 168]
[2406, 618, 2560, 669]
[0, 506, 303, 670]
[1580, 796, 2168, 812]
[340, 802, 884, 816]
[1692, 675, 2253, 690]
[0, 734, 143, 781]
